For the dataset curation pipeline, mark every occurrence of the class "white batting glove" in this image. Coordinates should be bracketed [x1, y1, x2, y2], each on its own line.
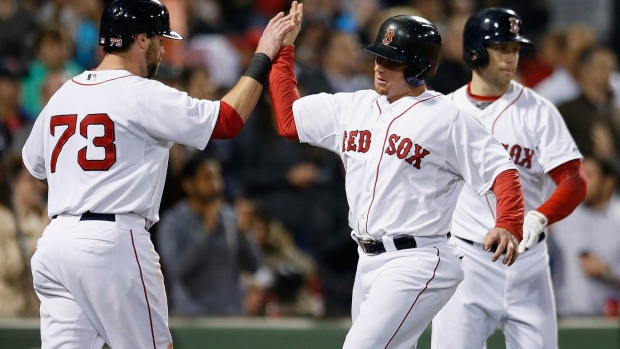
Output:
[518, 210, 548, 254]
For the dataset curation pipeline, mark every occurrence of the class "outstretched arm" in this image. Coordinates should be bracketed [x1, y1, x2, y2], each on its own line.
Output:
[211, 11, 295, 139]
[268, 1, 304, 140]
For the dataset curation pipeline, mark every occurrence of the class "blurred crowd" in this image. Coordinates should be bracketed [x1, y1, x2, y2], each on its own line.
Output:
[1, 0, 619, 319]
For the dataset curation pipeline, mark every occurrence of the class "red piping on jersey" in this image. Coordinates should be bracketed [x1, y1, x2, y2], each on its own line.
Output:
[384, 247, 441, 348]
[490, 86, 524, 134]
[484, 86, 524, 222]
[71, 74, 133, 86]
[485, 197, 496, 220]
[375, 100, 382, 114]
[130, 230, 157, 349]
[364, 94, 440, 235]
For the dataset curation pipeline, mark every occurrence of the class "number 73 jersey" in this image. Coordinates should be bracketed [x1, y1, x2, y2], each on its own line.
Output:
[22, 70, 220, 223]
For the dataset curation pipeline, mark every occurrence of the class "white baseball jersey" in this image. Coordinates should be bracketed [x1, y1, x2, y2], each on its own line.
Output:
[432, 81, 582, 349]
[449, 81, 582, 243]
[22, 70, 220, 223]
[292, 88, 515, 349]
[292, 89, 516, 239]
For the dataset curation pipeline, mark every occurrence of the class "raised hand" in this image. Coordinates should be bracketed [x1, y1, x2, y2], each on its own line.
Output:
[255, 12, 295, 60]
[283, 1, 304, 46]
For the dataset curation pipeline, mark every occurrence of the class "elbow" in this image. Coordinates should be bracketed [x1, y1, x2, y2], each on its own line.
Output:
[276, 127, 298, 140]
[577, 176, 588, 203]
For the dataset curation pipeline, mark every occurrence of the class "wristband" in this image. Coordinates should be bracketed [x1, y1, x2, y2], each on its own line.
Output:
[243, 53, 271, 86]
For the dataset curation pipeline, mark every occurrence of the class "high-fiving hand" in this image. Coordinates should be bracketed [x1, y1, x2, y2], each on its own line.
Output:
[283, 1, 304, 46]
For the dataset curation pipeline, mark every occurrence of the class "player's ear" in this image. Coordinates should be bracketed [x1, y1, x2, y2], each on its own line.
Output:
[136, 33, 148, 49]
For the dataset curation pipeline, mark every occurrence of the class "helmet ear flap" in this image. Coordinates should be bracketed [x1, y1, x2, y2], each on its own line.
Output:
[404, 57, 433, 86]
[464, 47, 489, 69]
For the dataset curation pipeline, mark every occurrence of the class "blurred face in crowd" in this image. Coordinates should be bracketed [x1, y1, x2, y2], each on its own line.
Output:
[477, 42, 520, 89]
[38, 33, 72, 70]
[582, 157, 615, 207]
[0, 77, 20, 118]
[183, 160, 224, 202]
[580, 48, 617, 90]
[373, 56, 411, 102]
[325, 32, 362, 76]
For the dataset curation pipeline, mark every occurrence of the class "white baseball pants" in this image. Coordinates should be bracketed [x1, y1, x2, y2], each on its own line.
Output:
[431, 237, 557, 349]
[31, 213, 172, 349]
[344, 238, 464, 349]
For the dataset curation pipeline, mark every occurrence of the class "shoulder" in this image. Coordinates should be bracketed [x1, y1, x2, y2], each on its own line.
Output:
[330, 89, 381, 105]
[515, 82, 554, 105]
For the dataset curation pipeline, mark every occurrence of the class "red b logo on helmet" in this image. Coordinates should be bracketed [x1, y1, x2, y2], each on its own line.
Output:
[383, 28, 395, 45]
[509, 17, 520, 34]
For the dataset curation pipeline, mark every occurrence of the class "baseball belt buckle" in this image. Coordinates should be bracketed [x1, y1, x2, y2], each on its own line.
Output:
[358, 237, 381, 255]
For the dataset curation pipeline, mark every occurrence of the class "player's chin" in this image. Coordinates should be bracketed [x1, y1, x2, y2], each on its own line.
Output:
[146, 63, 159, 79]
[374, 83, 388, 96]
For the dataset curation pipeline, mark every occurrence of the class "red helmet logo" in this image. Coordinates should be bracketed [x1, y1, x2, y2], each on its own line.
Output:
[383, 28, 395, 45]
[509, 17, 520, 34]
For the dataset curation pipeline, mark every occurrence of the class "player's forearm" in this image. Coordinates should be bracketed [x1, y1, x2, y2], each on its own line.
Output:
[491, 169, 525, 240]
[269, 46, 300, 140]
[536, 159, 587, 225]
[221, 76, 264, 123]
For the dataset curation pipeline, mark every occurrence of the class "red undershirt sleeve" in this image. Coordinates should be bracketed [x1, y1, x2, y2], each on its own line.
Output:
[536, 159, 587, 225]
[211, 100, 244, 139]
[211, 101, 244, 139]
[492, 169, 525, 241]
[268, 45, 300, 141]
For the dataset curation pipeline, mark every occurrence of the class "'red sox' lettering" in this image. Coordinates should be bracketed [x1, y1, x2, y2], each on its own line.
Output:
[343, 130, 372, 153]
[502, 143, 534, 169]
[385, 134, 430, 169]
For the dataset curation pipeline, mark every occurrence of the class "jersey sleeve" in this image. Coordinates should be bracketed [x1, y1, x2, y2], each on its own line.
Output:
[292, 92, 344, 153]
[129, 79, 219, 150]
[21, 107, 48, 180]
[533, 100, 582, 172]
[447, 109, 516, 196]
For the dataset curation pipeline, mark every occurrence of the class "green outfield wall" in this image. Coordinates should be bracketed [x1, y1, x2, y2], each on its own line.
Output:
[0, 317, 617, 348]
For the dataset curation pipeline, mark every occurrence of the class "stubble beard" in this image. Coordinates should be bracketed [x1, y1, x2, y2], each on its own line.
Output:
[145, 41, 160, 79]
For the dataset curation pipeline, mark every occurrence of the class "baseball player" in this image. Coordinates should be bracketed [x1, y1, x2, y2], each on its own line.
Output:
[431, 8, 588, 349]
[21, 0, 299, 348]
[268, 4, 525, 349]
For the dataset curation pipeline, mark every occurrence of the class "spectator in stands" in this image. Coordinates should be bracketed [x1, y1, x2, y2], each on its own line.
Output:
[297, 29, 372, 95]
[428, 14, 471, 94]
[549, 156, 620, 316]
[557, 45, 620, 163]
[229, 92, 346, 257]
[157, 153, 262, 316]
[0, 153, 48, 317]
[21, 24, 82, 119]
[0, 0, 37, 63]
[0, 59, 31, 157]
[237, 198, 323, 317]
[533, 25, 595, 106]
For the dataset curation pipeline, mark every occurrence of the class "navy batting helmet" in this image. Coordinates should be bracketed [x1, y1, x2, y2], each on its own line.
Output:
[364, 15, 442, 86]
[463, 8, 533, 69]
[99, 0, 183, 49]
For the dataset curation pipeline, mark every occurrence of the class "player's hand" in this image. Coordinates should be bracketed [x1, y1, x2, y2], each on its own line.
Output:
[517, 210, 547, 254]
[483, 227, 519, 266]
[255, 11, 295, 60]
[283, 1, 304, 46]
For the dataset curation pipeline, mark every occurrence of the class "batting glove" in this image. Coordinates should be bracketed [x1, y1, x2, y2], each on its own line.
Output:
[518, 210, 548, 254]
